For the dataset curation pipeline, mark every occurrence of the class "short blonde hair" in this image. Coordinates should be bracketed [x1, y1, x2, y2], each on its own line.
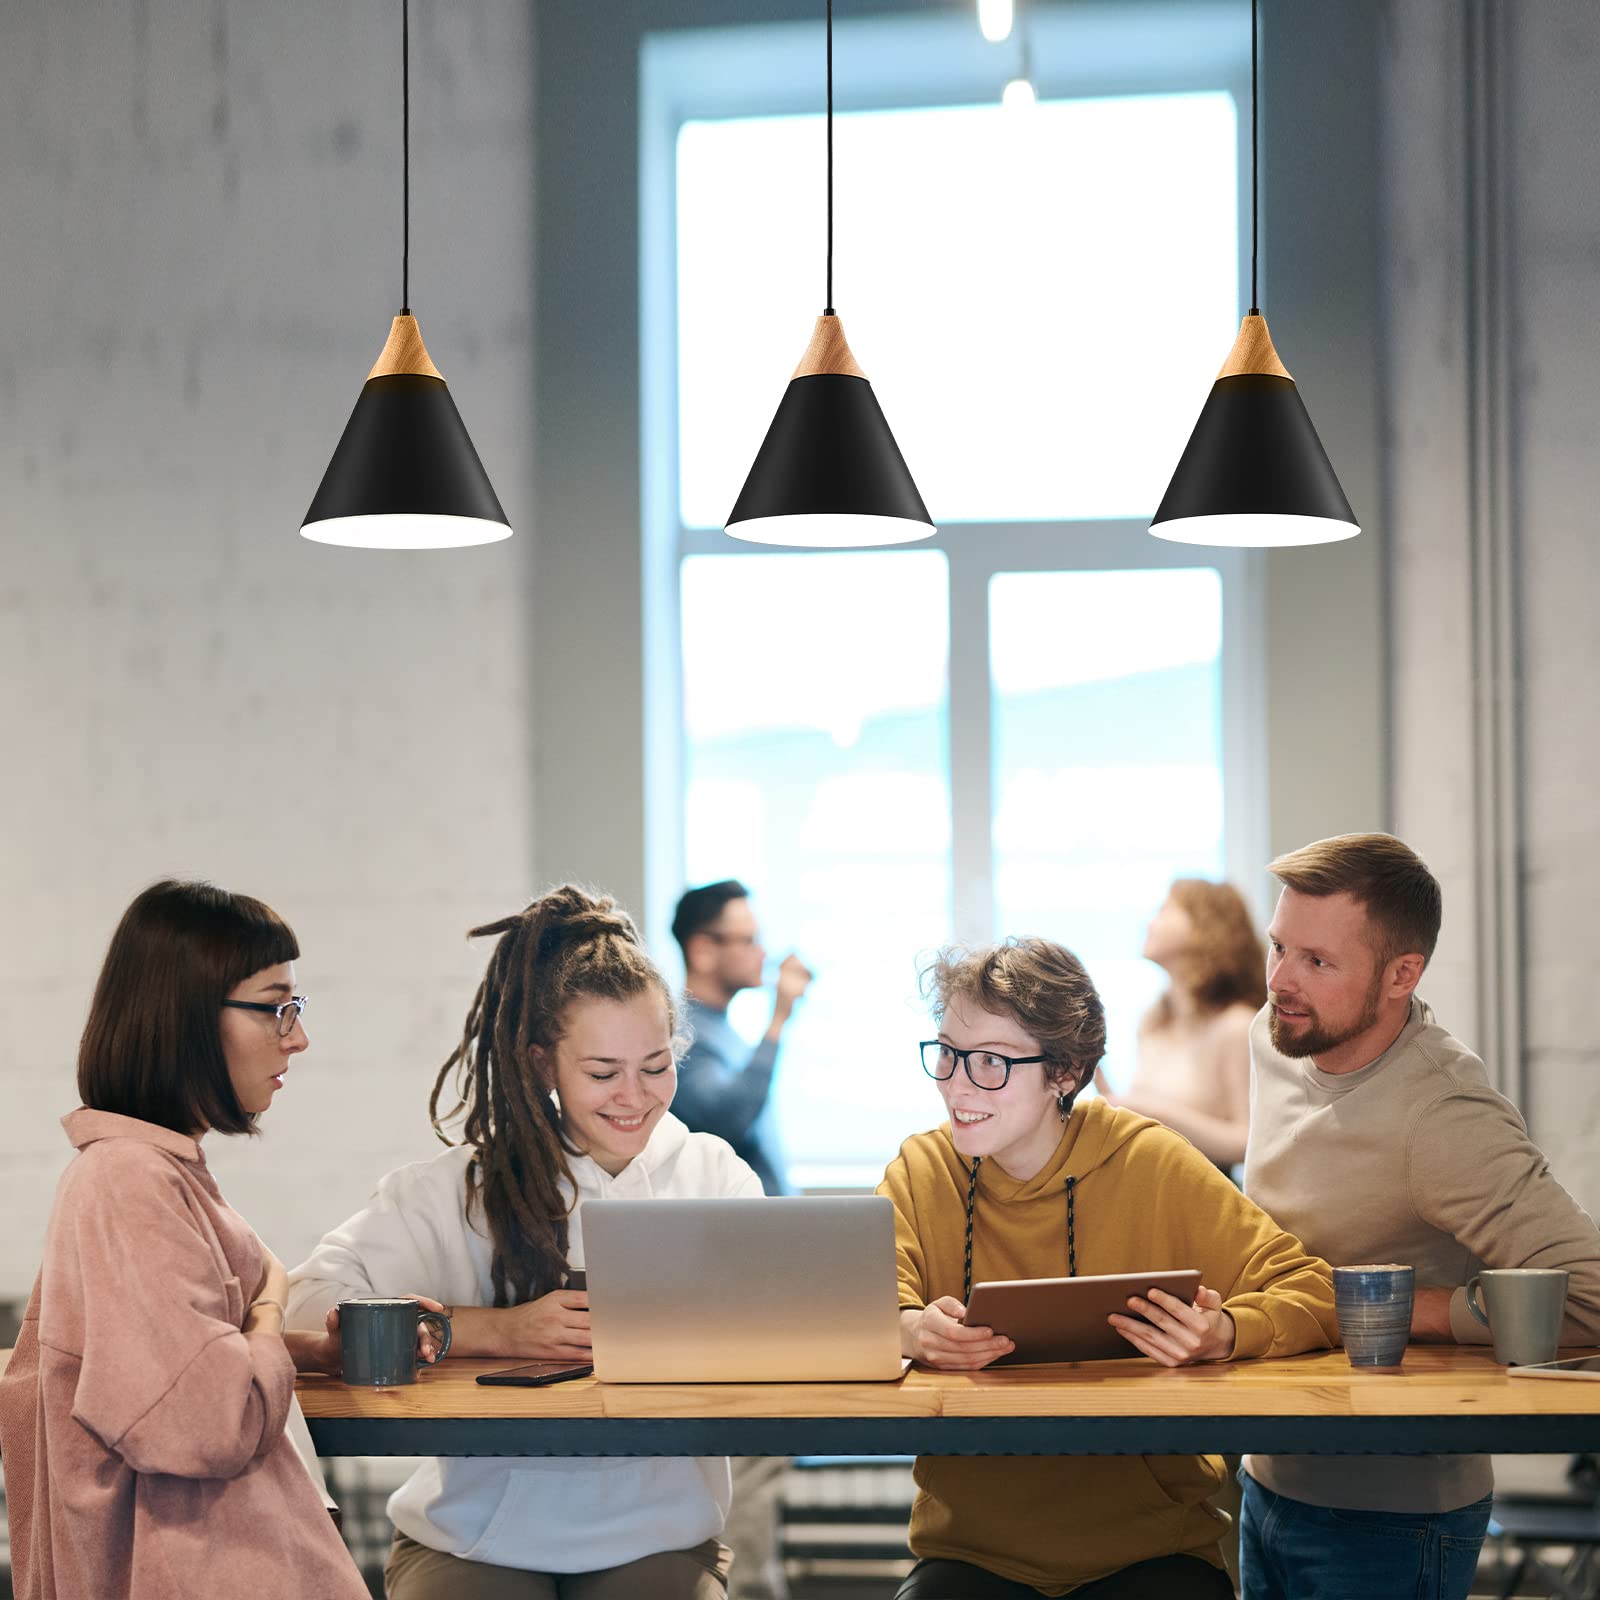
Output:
[922, 938, 1106, 1091]
[1269, 833, 1441, 967]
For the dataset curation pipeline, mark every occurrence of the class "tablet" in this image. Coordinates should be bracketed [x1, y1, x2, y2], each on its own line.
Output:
[1507, 1354, 1600, 1381]
[965, 1269, 1203, 1364]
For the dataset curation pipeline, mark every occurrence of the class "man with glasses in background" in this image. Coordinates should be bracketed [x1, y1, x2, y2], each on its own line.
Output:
[671, 879, 812, 1198]
[670, 879, 812, 1600]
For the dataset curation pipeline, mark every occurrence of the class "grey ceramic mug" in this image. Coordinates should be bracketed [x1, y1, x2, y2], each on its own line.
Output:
[338, 1296, 452, 1386]
[1465, 1268, 1568, 1365]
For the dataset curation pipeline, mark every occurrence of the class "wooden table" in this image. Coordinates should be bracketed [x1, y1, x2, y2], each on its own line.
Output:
[292, 1347, 1600, 1457]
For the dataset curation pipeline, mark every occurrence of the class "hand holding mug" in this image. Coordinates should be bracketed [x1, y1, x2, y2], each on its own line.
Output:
[337, 1295, 454, 1386]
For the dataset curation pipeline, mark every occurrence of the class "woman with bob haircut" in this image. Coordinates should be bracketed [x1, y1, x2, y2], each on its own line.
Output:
[880, 937, 1338, 1600]
[288, 884, 762, 1599]
[0, 879, 373, 1599]
[1098, 878, 1267, 1170]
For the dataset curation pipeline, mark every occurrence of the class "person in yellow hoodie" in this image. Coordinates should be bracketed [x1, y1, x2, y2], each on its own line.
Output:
[879, 937, 1338, 1599]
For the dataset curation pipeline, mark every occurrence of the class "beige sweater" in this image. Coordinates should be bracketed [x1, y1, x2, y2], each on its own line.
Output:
[1244, 998, 1600, 1512]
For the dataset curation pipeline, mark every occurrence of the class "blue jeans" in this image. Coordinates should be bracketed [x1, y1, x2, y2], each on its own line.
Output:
[1239, 1473, 1492, 1600]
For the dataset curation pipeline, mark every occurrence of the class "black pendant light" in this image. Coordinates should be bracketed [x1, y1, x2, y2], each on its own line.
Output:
[1150, 0, 1357, 548]
[301, 0, 510, 549]
[725, 0, 932, 548]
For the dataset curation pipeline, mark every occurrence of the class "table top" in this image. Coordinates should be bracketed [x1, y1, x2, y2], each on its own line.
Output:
[289, 1346, 1600, 1457]
[6, 1344, 1597, 1455]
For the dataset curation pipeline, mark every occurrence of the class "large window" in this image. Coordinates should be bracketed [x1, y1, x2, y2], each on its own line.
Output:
[645, 6, 1264, 1186]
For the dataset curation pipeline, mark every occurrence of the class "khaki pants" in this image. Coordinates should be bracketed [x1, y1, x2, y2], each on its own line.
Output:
[385, 1531, 732, 1599]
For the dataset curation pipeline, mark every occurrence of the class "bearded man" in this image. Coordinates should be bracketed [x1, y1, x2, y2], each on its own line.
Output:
[1240, 832, 1600, 1600]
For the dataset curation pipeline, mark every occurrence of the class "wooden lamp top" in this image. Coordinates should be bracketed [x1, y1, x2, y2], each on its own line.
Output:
[791, 314, 867, 381]
[368, 314, 445, 382]
[1217, 313, 1292, 381]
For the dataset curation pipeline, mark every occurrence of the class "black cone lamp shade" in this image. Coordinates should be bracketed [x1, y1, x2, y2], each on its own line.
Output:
[301, 315, 510, 549]
[1151, 314, 1357, 547]
[726, 314, 932, 548]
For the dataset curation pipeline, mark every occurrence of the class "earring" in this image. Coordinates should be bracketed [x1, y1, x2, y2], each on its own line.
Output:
[1057, 1090, 1072, 1123]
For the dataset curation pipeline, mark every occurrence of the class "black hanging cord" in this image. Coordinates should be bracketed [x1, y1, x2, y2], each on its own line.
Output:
[1248, 0, 1258, 315]
[960, 1160, 1080, 1302]
[824, 0, 835, 316]
[401, 0, 411, 315]
[961, 1158, 982, 1304]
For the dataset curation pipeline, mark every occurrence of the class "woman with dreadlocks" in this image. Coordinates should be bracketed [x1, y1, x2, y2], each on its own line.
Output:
[879, 938, 1337, 1600]
[288, 885, 761, 1598]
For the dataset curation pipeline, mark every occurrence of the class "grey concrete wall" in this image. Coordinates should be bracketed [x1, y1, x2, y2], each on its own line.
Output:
[1504, 4, 1600, 1204]
[1383, 0, 1600, 1213]
[0, 0, 539, 1296]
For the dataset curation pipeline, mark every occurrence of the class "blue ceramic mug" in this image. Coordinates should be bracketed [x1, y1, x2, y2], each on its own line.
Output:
[1333, 1264, 1414, 1367]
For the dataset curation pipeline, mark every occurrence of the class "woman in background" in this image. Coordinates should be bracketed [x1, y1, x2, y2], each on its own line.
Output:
[288, 884, 761, 1599]
[0, 880, 370, 1599]
[1099, 878, 1266, 1171]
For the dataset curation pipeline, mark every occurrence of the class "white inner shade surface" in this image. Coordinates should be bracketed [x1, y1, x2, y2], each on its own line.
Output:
[300, 515, 512, 550]
[677, 93, 1238, 528]
[1150, 513, 1361, 548]
[989, 568, 1225, 1092]
[724, 513, 933, 549]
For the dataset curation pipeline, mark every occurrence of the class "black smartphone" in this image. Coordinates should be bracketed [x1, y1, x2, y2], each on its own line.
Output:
[475, 1361, 594, 1387]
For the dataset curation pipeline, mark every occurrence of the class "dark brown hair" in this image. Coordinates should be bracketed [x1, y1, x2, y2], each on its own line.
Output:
[429, 885, 677, 1309]
[1145, 878, 1268, 1030]
[77, 879, 300, 1138]
[922, 937, 1107, 1097]
[670, 879, 750, 963]
[1269, 832, 1442, 968]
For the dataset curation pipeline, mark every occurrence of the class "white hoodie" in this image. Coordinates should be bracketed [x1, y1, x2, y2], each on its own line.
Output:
[287, 1113, 761, 1573]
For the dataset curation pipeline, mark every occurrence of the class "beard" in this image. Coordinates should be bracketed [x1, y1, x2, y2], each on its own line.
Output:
[1268, 972, 1384, 1059]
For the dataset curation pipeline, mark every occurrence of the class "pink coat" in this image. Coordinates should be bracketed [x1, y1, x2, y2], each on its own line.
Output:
[0, 1110, 367, 1599]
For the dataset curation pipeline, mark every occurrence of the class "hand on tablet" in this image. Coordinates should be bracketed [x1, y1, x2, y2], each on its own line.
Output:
[1108, 1284, 1236, 1367]
[902, 1296, 1016, 1370]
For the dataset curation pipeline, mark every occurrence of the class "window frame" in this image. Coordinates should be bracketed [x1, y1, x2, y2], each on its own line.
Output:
[641, 0, 1267, 978]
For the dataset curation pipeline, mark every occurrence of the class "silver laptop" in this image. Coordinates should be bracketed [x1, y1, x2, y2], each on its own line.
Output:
[583, 1196, 904, 1382]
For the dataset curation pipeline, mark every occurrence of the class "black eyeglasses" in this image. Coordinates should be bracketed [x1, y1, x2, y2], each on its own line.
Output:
[222, 996, 308, 1038]
[920, 1040, 1050, 1091]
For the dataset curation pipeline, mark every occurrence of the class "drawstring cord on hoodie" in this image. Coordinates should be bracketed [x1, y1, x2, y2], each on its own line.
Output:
[961, 1160, 1078, 1302]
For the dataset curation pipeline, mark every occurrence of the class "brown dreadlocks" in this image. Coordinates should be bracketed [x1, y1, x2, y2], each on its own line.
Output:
[428, 884, 678, 1308]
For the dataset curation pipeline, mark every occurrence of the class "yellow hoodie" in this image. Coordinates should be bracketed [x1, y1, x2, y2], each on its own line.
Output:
[877, 1097, 1337, 1594]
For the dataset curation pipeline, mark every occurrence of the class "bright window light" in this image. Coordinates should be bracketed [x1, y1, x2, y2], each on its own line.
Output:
[990, 568, 1225, 1091]
[681, 552, 952, 1181]
[676, 92, 1238, 528]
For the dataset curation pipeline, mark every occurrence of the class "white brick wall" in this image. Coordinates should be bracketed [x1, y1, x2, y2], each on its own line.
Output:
[0, 1, 539, 1296]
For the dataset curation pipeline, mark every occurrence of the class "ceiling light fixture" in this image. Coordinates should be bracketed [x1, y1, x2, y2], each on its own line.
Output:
[301, 0, 510, 550]
[978, 0, 1015, 45]
[1150, 0, 1357, 548]
[725, 0, 932, 549]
